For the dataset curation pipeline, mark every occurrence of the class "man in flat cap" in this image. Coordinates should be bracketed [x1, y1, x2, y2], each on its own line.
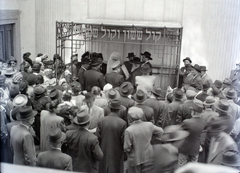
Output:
[124, 107, 163, 173]
[37, 128, 72, 171]
[105, 60, 124, 88]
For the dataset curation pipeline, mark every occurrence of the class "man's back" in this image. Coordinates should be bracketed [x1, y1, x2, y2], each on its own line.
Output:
[11, 124, 36, 166]
[84, 69, 106, 91]
[37, 149, 72, 171]
[66, 127, 103, 172]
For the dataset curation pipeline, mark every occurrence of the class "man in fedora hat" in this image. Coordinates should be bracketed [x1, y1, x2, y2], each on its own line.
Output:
[77, 53, 90, 90]
[84, 54, 106, 91]
[214, 99, 234, 134]
[81, 92, 104, 132]
[140, 51, 153, 70]
[119, 82, 135, 109]
[37, 128, 72, 171]
[143, 86, 165, 124]
[66, 110, 103, 172]
[178, 99, 205, 167]
[122, 52, 136, 78]
[130, 87, 154, 124]
[128, 57, 143, 86]
[103, 90, 128, 123]
[176, 90, 197, 124]
[124, 107, 163, 173]
[96, 99, 127, 173]
[221, 150, 240, 170]
[196, 83, 211, 102]
[105, 60, 124, 88]
[190, 64, 203, 92]
[166, 89, 183, 126]
[153, 125, 189, 173]
[10, 106, 37, 166]
[179, 57, 192, 88]
[225, 89, 240, 122]
[207, 120, 238, 165]
[200, 66, 213, 86]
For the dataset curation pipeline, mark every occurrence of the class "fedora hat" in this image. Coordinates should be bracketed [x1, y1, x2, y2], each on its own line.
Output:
[223, 78, 232, 85]
[141, 63, 152, 73]
[49, 89, 62, 100]
[192, 64, 201, 73]
[90, 57, 103, 67]
[141, 51, 152, 60]
[190, 99, 203, 113]
[26, 74, 38, 86]
[208, 119, 227, 133]
[119, 82, 133, 97]
[173, 89, 183, 100]
[133, 88, 147, 102]
[226, 89, 237, 99]
[186, 90, 197, 99]
[213, 80, 223, 89]
[126, 52, 135, 59]
[16, 106, 37, 121]
[200, 66, 207, 71]
[108, 99, 121, 110]
[183, 57, 192, 63]
[203, 96, 215, 106]
[73, 109, 91, 125]
[13, 94, 28, 107]
[4, 68, 16, 76]
[82, 51, 90, 58]
[151, 86, 162, 97]
[105, 89, 120, 100]
[34, 86, 46, 99]
[47, 127, 66, 144]
[19, 80, 28, 92]
[130, 57, 141, 64]
[83, 92, 95, 102]
[214, 99, 231, 113]
[81, 56, 90, 64]
[221, 150, 240, 167]
[161, 125, 189, 142]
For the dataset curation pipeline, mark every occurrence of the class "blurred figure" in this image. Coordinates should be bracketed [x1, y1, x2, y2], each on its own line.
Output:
[221, 150, 240, 170]
[107, 52, 121, 74]
[190, 64, 203, 92]
[225, 89, 240, 122]
[196, 83, 210, 102]
[91, 86, 108, 108]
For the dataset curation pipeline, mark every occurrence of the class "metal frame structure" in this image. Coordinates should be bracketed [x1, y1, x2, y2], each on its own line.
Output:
[56, 19, 183, 89]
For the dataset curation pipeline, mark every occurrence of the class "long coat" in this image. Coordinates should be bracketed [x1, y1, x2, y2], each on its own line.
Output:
[84, 69, 106, 91]
[10, 124, 36, 166]
[105, 72, 124, 88]
[66, 127, 103, 172]
[37, 149, 72, 171]
[179, 116, 205, 155]
[96, 113, 127, 173]
[207, 132, 238, 165]
[124, 120, 163, 167]
[40, 110, 65, 152]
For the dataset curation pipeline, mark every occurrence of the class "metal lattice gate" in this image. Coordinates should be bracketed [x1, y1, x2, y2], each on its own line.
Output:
[56, 20, 182, 91]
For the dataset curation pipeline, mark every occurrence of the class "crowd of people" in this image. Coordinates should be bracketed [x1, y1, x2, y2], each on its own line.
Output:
[1, 51, 240, 173]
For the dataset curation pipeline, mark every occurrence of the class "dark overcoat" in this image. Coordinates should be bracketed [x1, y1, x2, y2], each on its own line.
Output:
[84, 69, 106, 92]
[105, 72, 124, 88]
[96, 113, 127, 173]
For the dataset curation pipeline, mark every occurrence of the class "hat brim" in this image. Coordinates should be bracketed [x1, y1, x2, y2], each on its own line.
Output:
[91, 62, 102, 67]
[5, 72, 16, 76]
[183, 58, 192, 63]
[152, 90, 162, 97]
[105, 90, 120, 100]
[72, 116, 91, 125]
[108, 104, 121, 110]
[16, 110, 37, 121]
[203, 102, 215, 106]
[13, 95, 28, 107]
[214, 102, 232, 113]
[161, 131, 189, 142]
[192, 66, 201, 73]
[119, 90, 133, 97]
[133, 93, 147, 102]
[221, 157, 240, 167]
[47, 132, 66, 144]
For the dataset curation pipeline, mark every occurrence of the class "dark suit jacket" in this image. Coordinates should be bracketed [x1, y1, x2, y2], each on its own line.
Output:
[176, 100, 195, 124]
[190, 73, 203, 91]
[37, 149, 72, 171]
[77, 67, 87, 90]
[66, 127, 103, 172]
[179, 117, 205, 155]
[105, 72, 124, 88]
[96, 113, 126, 173]
[167, 100, 182, 125]
[103, 105, 127, 123]
[10, 124, 36, 166]
[119, 95, 135, 109]
[196, 91, 209, 102]
[123, 61, 133, 74]
[84, 69, 106, 92]
[144, 98, 165, 124]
